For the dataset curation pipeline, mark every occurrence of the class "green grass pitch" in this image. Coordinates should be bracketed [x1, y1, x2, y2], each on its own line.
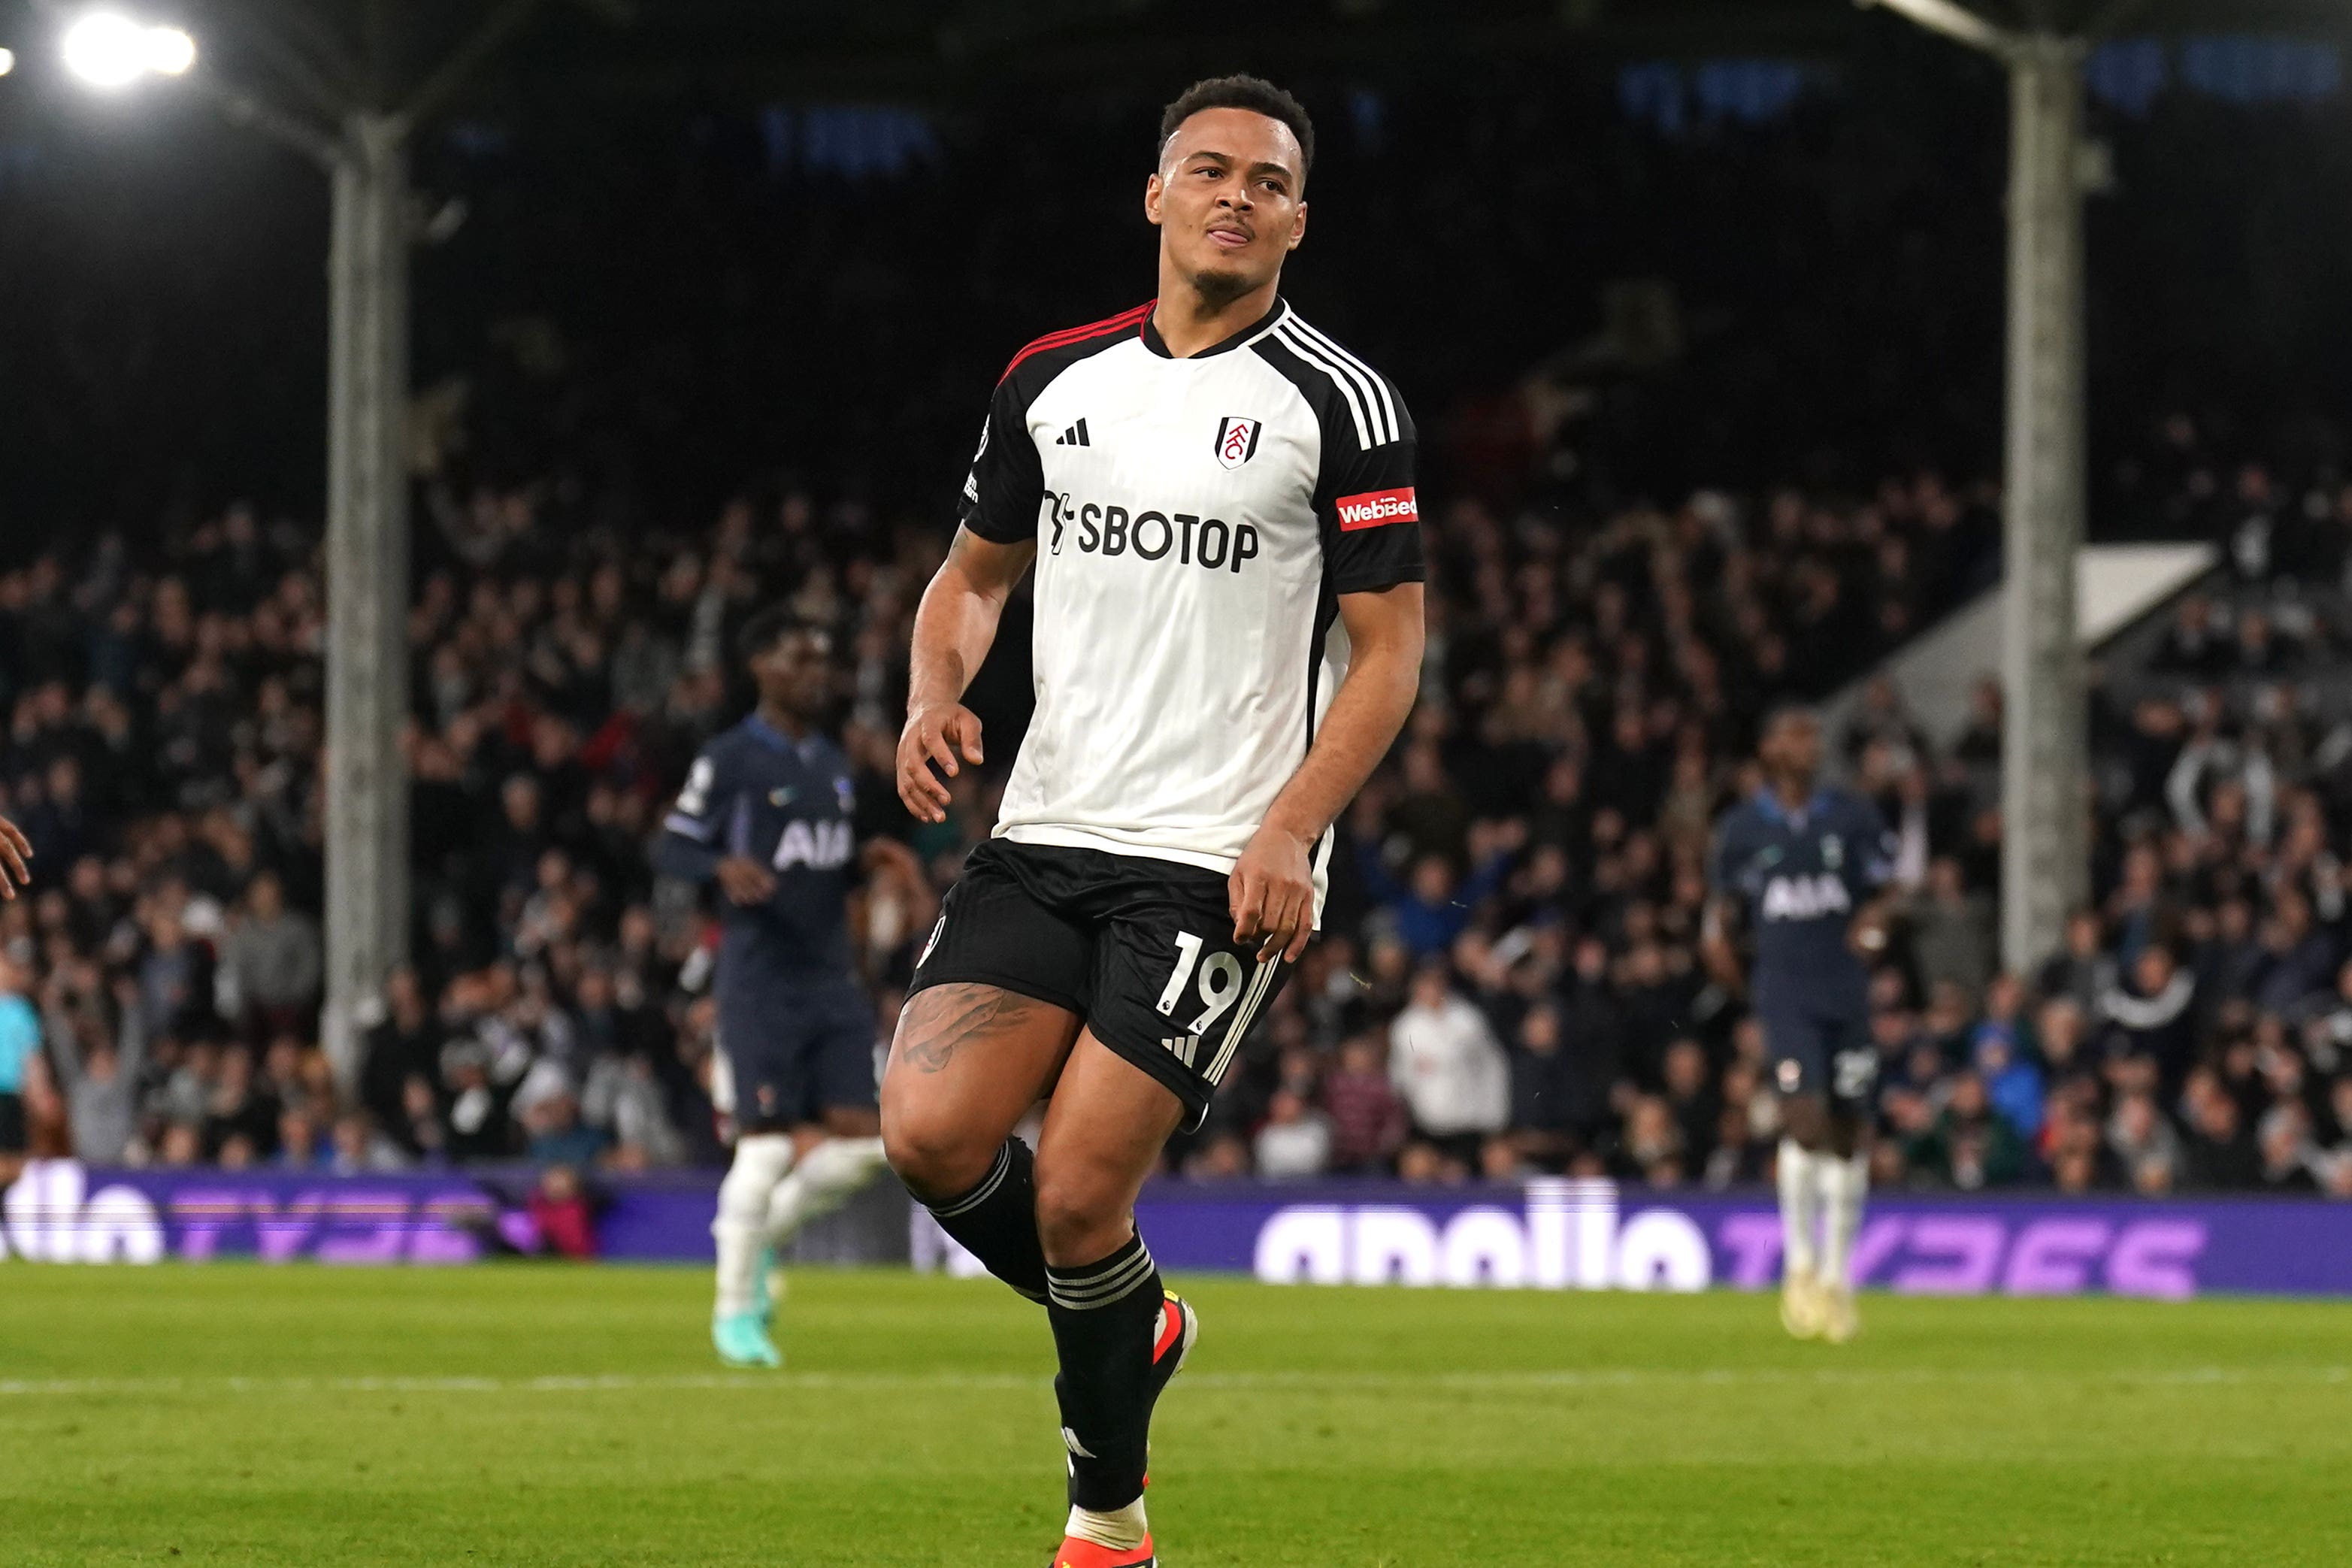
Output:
[3, 1265, 2348, 1566]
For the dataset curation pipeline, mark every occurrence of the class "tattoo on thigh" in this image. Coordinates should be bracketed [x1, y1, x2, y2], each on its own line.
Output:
[893, 985, 1052, 1074]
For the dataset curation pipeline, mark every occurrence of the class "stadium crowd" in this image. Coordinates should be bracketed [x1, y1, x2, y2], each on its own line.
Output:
[2, 405, 2350, 1201]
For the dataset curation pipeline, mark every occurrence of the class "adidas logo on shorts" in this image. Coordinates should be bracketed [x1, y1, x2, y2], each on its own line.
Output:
[1161, 1035, 1200, 1067]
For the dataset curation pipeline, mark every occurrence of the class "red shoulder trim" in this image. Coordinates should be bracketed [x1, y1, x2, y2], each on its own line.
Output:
[997, 301, 1155, 384]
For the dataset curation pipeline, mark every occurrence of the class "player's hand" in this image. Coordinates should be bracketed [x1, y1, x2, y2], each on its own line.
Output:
[897, 703, 984, 825]
[0, 813, 31, 899]
[715, 856, 778, 907]
[1849, 911, 1890, 959]
[1230, 823, 1316, 964]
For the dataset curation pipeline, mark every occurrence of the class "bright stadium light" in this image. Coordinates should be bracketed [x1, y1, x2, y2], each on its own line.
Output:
[61, 11, 195, 89]
[0, 47, 17, 77]
[145, 25, 195, 76]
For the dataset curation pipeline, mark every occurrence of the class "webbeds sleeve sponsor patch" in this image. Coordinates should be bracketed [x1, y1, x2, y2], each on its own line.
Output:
[1335, 487, 1418, 531]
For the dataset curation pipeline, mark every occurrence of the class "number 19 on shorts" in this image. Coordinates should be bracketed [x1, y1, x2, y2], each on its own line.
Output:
[1154, 931, 1279, 1086]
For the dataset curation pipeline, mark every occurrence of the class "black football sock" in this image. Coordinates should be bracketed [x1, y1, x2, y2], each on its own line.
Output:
[1046, 1230, 1165, 1512]
[922, 1139, 1048, 1303]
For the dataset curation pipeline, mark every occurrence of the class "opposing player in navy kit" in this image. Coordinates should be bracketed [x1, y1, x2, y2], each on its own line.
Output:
[881, 77, 1426, 1568]
[658, 607, 924, 1368]
[1706, 706, 1898, 1346]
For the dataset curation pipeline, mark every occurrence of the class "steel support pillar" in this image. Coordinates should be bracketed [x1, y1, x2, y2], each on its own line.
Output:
[319, 113, 410, 1087]
[1997, 38, 2090, 972]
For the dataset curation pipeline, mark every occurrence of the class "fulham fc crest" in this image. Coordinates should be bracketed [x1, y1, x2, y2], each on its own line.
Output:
[1214, 416, 1262, 470]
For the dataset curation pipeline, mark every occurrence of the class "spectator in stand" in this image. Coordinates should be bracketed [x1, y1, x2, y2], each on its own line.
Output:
[1912, 856, 1996, 1002]
[221, 873, 322, 1045]
[2037, 909, 2116, 1018]
[359, 967, 437, 1149]
[2108, 1088, 2183, 1194]
[1320, 1034, 1409, 1174]
[1969, 976, 2045, 1145]
[1903, 1071, 2027, 1190]
[1253, 1088, 1334, 1179]
[2098, 945, 2200, 1096]
[2179, 1068, 2262, 1189]
[2258, 1101, 2324, 1192]
[42, 970, 143, 1166]
[1499, 1000, 1583, 1172]
[1355, 814, 1518, 960]
[1388, 961, 1509, 1169]
[1658, 1038, 1720, 1173]
[1618, 1095, 1688, 1187]
[2045, 1098, 2126, 1193]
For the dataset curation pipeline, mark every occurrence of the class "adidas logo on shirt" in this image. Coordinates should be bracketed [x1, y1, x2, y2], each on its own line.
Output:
[1054, 418, 1091, 446]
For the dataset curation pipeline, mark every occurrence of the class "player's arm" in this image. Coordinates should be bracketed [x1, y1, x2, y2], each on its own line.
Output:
[897, 528, 1034, 825]
[1700, 816, 1747, 994]
[655, 750, 774, 906]
[1233, 582, 1425, 963]
[1846, 801, 1902, 961]
[1234, 373, 1429, 963]
[1700, 893, 1747, 995]
[898, 373, 1046, 825]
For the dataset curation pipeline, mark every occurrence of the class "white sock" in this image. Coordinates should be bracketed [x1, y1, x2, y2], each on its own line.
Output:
[1777, 1138, 1821, 1278]
[764, 1136, 888, 1249]
[713, 1134, 795, 1317]
[1064, 1498, 1148, 1552]
[1817, 1151, 1869, 1291]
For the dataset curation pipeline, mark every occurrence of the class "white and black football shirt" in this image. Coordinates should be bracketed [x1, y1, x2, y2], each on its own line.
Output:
[958, 297, 1424, 916]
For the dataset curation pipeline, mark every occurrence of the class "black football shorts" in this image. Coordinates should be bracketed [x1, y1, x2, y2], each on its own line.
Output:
[908, 838, 1292, 1131]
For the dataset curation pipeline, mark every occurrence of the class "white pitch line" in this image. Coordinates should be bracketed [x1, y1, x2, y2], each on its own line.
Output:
[0, 1366, 2342, 1397]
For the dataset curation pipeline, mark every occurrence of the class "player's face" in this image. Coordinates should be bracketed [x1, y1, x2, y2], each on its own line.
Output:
[1765, 713, 1821, 784]
[1145, 107, 1307, 303]
[751, 630, 832, 722]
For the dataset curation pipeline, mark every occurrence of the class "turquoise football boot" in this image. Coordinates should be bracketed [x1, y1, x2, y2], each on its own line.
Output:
[712, 1309, 782, 1369]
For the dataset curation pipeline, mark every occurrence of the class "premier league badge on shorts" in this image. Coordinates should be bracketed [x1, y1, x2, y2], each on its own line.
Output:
[1213, 415, 1262, 469]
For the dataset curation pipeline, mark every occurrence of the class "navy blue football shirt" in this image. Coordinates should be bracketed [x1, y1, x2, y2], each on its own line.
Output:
[1708, 786, 1896, 1018]
[657, 713, 859, 982]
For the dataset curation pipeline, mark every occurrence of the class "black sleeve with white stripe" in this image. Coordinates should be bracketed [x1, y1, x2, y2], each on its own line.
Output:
[1315, 420, 1423, 595]
[1256, 319, 1426, 595]
[956, 377, 1045, 546]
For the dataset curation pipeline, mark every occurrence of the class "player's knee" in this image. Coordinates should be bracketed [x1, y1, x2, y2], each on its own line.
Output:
[1826, 1114, 1864, 1161]
[1781, 1095, 1830, 1150]
[879, 1101, 990, 1202]
[1031, 1160, 1122, 1262]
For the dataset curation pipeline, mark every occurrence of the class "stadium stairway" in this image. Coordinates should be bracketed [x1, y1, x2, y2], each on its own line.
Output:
[1818, 543, 2217, 752]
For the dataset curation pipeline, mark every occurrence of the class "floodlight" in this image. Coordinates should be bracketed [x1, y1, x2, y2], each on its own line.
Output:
[0, 47, 16, 77]
[145, 26, 194, 76]
[61, 11, 195, 88]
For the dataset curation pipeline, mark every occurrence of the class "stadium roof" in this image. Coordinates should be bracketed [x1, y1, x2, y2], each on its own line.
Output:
[6, 0, 2348, 119]
[496, 1, 2352, 100]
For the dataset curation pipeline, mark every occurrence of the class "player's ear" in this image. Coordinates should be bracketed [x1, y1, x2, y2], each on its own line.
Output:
[1288, 199, 1307, 252]
[1143, 170, 1164, 227]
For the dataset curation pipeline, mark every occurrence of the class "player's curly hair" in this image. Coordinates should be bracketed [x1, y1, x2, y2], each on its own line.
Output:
[737, 604, 822, 662]
[1158, 74, 1315, 185]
